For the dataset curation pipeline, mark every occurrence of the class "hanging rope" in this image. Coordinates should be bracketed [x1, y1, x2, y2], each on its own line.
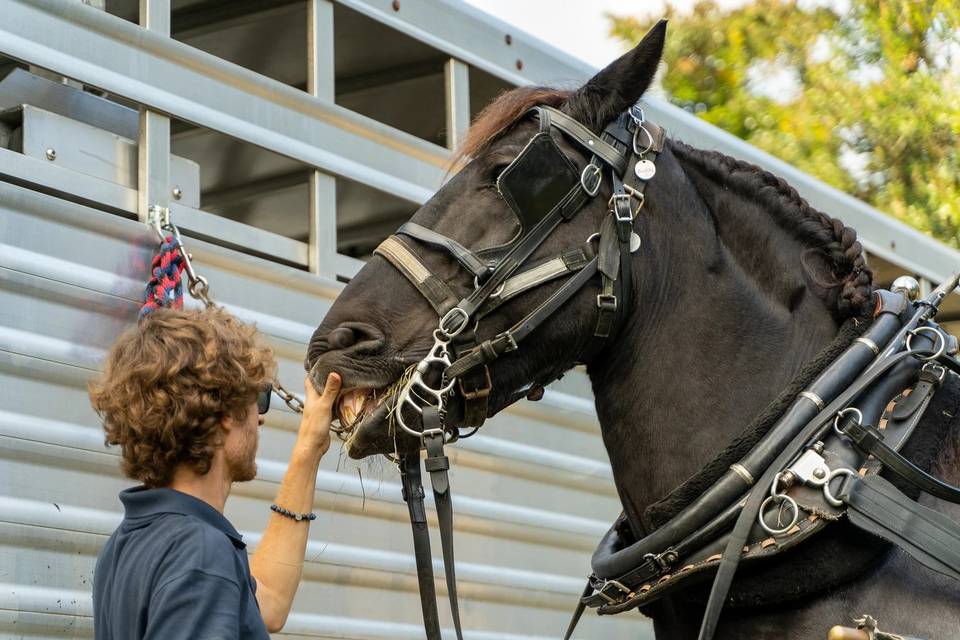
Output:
[138, 215, 305, 415]
[140, 234, 187, 320]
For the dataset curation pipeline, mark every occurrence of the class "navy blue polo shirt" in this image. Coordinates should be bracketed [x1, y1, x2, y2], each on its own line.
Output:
[93, 486, 270, 640]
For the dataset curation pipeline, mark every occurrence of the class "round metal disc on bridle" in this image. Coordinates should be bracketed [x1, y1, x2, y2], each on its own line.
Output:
[634, 158, 656, 181]
[629, 232, 641, 253]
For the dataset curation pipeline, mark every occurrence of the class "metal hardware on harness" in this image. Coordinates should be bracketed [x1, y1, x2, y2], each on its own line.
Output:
[799, 391, 826, 410]
[439, 307, 470, 338]
[906, 326, 946, 361]
[759, 477, 800, 536]
[854, 336, 880, 354]
[834, 407, 864, 439]
[395, 330, 457, 439]
[729, 463, 755, 486]
[823, 468, 859, 507]
[596, 578, 633, 604]
[788, 449, 832, 486]
[581, 162, 602, 196]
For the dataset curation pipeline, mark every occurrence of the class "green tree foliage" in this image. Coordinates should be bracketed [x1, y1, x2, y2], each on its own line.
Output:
[610, 1, 960, 247]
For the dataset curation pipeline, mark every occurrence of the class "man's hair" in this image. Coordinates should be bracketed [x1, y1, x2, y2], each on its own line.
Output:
[89, 307, 275, 487]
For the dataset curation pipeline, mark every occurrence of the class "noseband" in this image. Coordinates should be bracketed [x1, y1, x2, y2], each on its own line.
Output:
[372, 103, 665, 640]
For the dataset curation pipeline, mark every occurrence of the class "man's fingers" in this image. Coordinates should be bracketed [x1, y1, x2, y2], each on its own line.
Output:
[309, 372, 341, 414]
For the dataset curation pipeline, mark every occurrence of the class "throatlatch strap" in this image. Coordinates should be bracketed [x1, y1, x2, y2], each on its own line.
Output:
[399, 453, 441, 640]
[842, 474, 960, 581]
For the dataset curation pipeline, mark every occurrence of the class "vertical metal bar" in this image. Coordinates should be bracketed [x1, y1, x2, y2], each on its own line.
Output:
[139, 0, 170, 34]
[444, 59, 470, 151]
[919, 277, 932, 298]
[137, 0, 171, 224]
[308, 0, 335, 102]
[308, 0, 337, 278]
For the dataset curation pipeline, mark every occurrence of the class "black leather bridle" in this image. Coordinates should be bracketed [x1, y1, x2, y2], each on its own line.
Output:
[373, 103, 665, 640]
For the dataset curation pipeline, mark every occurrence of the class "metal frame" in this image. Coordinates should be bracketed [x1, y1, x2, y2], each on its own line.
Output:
[307, 0, 337, 278]
[1, 0, 956, 286]
[444, 58, 470, 150]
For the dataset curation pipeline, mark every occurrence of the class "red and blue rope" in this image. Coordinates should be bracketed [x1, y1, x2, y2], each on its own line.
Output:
[140, 235, 186, 319]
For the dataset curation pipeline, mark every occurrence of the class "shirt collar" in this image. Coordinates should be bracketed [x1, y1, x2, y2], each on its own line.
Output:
[119, 486, 246, 549]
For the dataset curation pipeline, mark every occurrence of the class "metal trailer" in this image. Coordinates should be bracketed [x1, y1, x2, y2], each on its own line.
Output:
[0, 1, 956, 639]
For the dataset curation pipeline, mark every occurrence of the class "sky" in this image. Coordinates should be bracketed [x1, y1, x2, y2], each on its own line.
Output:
[460, 0, 752, 69]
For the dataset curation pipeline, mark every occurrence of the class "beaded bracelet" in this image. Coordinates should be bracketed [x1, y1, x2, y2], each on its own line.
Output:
[270, 503, 317, 522]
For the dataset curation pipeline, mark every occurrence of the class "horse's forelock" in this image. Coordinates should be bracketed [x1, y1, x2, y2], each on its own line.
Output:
[450, 86, 571, 170]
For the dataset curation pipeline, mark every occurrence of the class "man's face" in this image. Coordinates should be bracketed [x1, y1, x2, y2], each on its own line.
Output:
[225, 403, 261, 483]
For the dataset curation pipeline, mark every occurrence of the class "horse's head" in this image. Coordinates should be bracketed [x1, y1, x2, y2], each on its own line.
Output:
[306, 23, 670, 458]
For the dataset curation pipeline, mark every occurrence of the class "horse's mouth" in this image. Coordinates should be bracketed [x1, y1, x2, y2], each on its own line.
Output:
[334, 386, 397, 459]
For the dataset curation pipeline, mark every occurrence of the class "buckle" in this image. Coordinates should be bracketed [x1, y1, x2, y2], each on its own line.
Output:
[420, 427, 445, 441]
[497, 331, 519, 353]
[921, 361, 947, 384]
[609, 192, 634, 226]
[459, 368, 493, 401]
[439, 307, 470, 338]
[644, 549, 678, 573]
[580, 162, 602, 197]
[596, 578, 633, 604]
[597, 293, 617, 310]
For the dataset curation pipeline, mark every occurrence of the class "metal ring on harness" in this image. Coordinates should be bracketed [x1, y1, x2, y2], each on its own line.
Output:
[833, 407, 863, 439]
[758, 493, 800, 536]
[632, 124, 654, 156]
[823, 468, 858, 507]
[580, 162, 602, 197]
[906, 326, 946, 361]
[439, 307, 470, 338]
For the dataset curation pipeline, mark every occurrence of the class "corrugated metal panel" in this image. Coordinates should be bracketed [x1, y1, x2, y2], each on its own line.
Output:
[0, 182, 652, 638]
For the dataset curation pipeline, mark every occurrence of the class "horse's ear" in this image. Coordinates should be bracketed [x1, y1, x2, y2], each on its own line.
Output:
[564, 19, 667, 132]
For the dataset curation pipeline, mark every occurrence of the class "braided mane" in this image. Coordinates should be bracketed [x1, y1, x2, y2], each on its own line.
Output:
[669, 140, 873, 318]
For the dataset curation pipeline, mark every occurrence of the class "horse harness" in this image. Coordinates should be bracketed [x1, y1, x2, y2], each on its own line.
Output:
[372, 103, 663, 639]
[372, 103, 960, 640]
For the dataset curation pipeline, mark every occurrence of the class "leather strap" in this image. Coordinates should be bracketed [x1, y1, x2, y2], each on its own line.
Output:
[562, 581, 593, 640]
[841, 417, 960, 503]
[537, 106, 628, 174]
[374, 236, 458, 315]
[423, 409, 464, 640]
[445, 257, 600, 379]
[399, 453, 441, 640]
[892, 363, 944, 419]
[400, 412, 464, 640]
[696, 347, 926, 640]
[397, 222, 492, 280]
[842, 473, 960, 581]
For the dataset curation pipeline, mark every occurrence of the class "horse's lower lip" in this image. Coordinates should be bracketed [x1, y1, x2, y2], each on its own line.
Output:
[344, 397, 395, 459]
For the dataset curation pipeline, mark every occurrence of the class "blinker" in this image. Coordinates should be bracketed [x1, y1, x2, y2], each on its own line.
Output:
[496, 132, 582, 234]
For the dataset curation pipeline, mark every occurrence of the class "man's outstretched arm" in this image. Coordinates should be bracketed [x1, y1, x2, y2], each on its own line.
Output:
[250, 372, 341, 632]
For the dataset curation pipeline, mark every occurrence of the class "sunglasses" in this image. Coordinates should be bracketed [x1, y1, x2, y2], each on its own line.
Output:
[256, 385, 272, 415]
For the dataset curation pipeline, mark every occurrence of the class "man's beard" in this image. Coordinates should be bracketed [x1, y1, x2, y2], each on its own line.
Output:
[226, 425, 258, 483]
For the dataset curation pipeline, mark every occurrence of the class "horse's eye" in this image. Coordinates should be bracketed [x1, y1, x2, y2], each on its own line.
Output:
[485, 163, 511, 188]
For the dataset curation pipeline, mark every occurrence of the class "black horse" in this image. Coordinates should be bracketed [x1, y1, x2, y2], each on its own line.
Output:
[306, 22, 960, 639]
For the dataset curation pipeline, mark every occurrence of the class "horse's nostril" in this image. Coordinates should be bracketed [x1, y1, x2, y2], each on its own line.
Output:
[328, 327, 357, 350]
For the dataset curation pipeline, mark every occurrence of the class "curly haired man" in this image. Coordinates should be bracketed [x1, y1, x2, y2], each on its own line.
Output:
[88, 306, 341, 639]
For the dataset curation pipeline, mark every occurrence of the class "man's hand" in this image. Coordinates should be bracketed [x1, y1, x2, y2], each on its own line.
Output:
[298, 372, 341, 454]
